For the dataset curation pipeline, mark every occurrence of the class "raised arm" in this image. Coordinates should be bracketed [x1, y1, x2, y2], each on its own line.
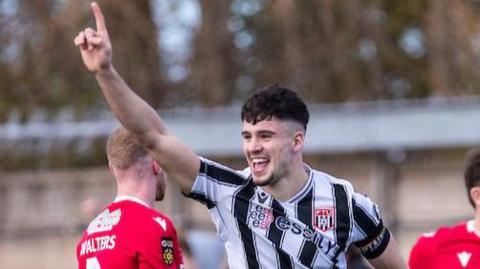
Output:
[74, 2, 199, 193]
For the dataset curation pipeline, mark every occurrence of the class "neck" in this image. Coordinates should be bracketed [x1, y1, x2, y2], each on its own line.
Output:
[264, 162, 309, 202]
[116, 189, 155, 207]
[474, 212, 480, 236]
[116, 176, 156, 208]
[115, 195, 151, 208]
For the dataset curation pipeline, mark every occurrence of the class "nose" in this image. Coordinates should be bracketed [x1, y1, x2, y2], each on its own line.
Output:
[247, 137, 262, 153]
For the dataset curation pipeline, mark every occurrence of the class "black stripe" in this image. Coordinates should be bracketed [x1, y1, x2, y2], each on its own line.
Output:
[352, 198, 380, 239]
[352, 199, 390, 259]
[297, 187, 313, 227]
[331, 184, 351, 268]
[268, 200, 293, 269]
[233, 180, 260, 269]
[199, 159, 207, 173]
[357, 227, 390, 259]
[296, 187, 318, 267]
[184, 191, 216, 209]
[202, 160, 246, 186]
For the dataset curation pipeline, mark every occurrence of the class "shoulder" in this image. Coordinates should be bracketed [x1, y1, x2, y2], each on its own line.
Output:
[135, 209, 178, 240]
[311, 168, 355, 190]
[409, 226, 444, 268]
[411, 230, 441, 254]
[198, 157, 250, 184]
[310, 169, 360, 206]
[83, 203, 122, 234]
[424, 222, 469, 242]
[410, 223, 464, 257]
[118, 201, 175, 231]
[115, 200, 149, 218]
[151, 212, 177, 233]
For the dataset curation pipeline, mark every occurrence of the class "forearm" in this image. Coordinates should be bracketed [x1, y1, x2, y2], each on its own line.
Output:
[76, 2, 201, 193]
[369, 236, 407, 269]
[95, 66, 166, 139]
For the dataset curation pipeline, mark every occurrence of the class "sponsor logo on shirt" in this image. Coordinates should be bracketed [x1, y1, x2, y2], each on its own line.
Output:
[314, 208, 335, 232]
[154, 217, 167, 231]
[248, 205, 274, 230]
[87, 209, 121, 235]
[257, 192, 268, 204]
[246, 204, 339, 255]
[161, 237, 175, 265]
[457, 251, 472, 268]
[275, 215, 338, 255]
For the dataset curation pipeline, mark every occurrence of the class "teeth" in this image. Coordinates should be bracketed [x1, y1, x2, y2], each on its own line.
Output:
[252, 158, 267, 164]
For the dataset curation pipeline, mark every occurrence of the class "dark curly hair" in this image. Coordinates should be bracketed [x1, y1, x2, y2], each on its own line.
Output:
[464, 148, 480, 207]
[241, 84, 310, 130]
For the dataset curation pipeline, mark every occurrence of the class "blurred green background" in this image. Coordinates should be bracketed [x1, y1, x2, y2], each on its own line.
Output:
[3, 0, 480, 122]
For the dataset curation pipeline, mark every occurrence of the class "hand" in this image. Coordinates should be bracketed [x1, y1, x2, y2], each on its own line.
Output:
[74, 2, 112, 73]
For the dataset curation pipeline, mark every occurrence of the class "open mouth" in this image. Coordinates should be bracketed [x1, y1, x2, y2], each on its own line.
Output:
[251, 157, 269, 173]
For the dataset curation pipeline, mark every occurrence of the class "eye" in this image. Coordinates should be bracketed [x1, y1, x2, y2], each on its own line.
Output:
[242, 132, 251, 140]
[259, 132, 273, 140]
[260, 133, 271, 139]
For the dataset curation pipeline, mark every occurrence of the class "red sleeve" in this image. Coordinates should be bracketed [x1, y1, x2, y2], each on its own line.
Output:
[172, 229, 184, 269]
[138, 215, 184, 269]
[409, 232, 437, 269]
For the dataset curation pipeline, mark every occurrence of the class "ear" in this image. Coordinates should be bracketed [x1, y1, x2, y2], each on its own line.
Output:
[108, 162, 114, 174]
[470, 186, 480, 208]
[292, 131, 305, 152]
[152, 160, 161, 175]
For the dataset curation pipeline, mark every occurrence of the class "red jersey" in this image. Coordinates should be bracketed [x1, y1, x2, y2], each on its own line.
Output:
[409, 220, 480, 269]
[77, 196, 184, 269]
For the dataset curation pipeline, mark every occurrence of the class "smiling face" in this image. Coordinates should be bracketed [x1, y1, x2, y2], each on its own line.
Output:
[240, 85, 310, 188]
[242, 118, 304, 187]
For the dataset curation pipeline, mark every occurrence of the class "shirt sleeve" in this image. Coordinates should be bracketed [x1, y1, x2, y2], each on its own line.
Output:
[138, 217, 183, 269]
[172, 229, 184, 269]
[351, 192, 391, 259]
[185, 158, 248, 208]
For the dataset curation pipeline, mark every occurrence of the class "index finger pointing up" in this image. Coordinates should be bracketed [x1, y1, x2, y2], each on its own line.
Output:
[91, 2, 107, 34]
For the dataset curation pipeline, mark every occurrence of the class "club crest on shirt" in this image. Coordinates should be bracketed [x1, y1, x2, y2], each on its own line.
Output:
[314, 208, 335, 232]
[161, 237, 174, 265]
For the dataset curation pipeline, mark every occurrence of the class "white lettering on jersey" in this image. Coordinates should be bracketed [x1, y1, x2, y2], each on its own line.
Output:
[87, 209, 121, 235]
[80, 235, 116, 256]
[457, 251, 472, 268]
[153, 217, 167, 231]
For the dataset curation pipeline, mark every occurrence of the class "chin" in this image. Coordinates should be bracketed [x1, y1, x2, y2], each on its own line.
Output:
[253, 175, 274, 186]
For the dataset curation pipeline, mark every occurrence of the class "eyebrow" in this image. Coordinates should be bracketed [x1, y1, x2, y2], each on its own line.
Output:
[258, 130, 275, 135]
[241, 130, 275, 135]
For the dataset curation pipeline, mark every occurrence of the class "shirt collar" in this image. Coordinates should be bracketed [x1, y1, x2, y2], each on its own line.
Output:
[114, 195, 151, 208]
[286, 163, 313, 203]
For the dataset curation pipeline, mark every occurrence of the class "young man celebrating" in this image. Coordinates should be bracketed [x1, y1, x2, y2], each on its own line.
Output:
[76, 127, 184, 269]
[74, 2, 406, 268]
[409, 149, 480, 268]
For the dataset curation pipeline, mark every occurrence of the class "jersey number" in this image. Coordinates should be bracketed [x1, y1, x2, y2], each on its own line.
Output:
[86, 257, 101, 269]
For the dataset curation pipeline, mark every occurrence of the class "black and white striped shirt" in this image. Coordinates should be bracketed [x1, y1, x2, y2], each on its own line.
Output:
[187, 158, 390, 269]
